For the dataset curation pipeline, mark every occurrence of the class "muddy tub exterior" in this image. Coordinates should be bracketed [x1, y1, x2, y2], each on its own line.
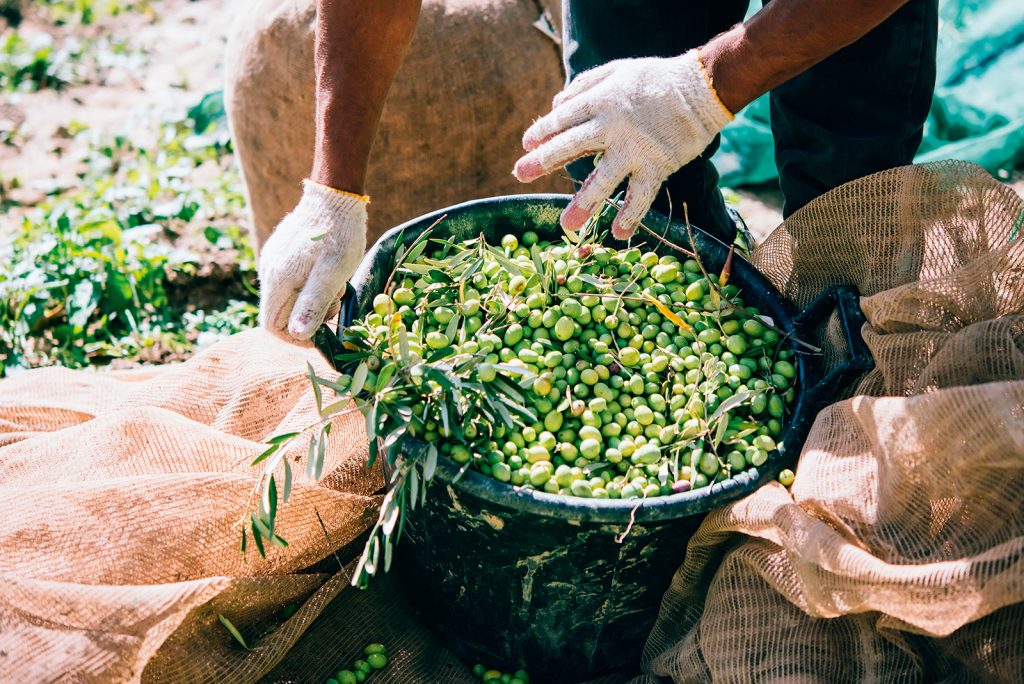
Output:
[397, 459, 705, 679]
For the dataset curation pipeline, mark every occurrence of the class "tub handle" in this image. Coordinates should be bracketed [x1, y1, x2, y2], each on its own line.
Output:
[792, 285, 874, 410]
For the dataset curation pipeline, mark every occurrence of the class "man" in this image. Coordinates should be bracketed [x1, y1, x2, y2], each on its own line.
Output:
[258, 0, 937, 344]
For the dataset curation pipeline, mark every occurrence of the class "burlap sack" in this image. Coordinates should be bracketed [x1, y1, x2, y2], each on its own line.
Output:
[1, 161, 1021, 683]
[643, 160, 1024, 683]
[0, 333, 384, 682]
[224, 0, 569, 250]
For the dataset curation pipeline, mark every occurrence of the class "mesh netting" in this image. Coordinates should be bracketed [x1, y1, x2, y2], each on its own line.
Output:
[643, 160, 1024, 683]
[0, 334, 384, 682]
[0, 161, 1021, 682]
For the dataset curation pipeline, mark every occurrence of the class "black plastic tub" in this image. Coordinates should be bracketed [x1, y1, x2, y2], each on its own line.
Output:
[314, 194, 872, 682]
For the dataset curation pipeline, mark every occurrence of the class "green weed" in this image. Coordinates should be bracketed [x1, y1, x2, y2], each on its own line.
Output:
[33, 0, 154, 26]
[0, 28, 143, 93]
[0, 30, 78, 91]
[0, 91, 257, 375]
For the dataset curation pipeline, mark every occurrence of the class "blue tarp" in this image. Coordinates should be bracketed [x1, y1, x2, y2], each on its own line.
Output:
[715, 0, 1024, 186]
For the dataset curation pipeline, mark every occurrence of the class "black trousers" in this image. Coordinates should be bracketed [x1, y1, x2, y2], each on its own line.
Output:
[562, 0, 939, 241]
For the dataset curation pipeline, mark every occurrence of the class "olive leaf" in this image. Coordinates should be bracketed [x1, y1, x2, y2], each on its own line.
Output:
[314, 424, 329, 480]
[250, 443, 279, 467]
[218, 613, 249, 650]
[713, 412, 731, 449]
[706, 390, 752, 426]
[263, 475, 278, 536]
[283, 458, 293, 502]
[250, 515, 268, 558]
[305, 432, 318, 480]
[423, 444, 439, 480]
[383, 535, 394, 573]
[408, 465, 420, 511]
[397, 327, 411, 363]
[349, 361, 369, 396]
[307, 363, 323, 412]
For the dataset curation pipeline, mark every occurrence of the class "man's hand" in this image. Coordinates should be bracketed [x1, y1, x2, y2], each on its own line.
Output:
[514, 49, 732, 240]
[258, 181, 367, 344]
[256, 1, 418, 346]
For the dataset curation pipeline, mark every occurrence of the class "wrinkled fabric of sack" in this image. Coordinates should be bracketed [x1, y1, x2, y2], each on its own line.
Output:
[0, 161, 1021, 682]
[224, 0, 569, 251]
[642, 160, 1024, 683]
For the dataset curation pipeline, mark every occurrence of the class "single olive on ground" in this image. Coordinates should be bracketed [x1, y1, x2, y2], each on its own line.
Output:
[341, 231, 798, 500]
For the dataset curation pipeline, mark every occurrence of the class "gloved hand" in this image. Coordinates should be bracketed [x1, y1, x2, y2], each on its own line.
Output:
[514, 49, 733, 239]
[258, 180, 367, 344]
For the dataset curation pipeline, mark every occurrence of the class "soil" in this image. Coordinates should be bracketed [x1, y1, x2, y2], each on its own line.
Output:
[1, 0, 233, 208]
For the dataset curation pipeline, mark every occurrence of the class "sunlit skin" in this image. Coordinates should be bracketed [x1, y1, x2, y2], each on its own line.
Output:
[310, 0, 422, 195]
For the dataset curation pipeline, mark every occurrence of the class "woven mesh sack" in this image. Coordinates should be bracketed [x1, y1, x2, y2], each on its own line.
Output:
[0, 161, 1020, 682]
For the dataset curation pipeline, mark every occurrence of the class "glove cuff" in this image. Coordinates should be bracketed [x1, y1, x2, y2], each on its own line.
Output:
[677, 49, 734, 134]
[299, 179, 370, 223]
[289, 179, 369, 242]
[304, 179, 370, 204]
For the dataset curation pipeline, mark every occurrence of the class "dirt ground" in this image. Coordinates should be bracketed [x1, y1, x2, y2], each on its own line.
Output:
[1, 0, 233, 210]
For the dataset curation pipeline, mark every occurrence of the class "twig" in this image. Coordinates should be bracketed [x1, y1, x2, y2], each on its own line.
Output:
[600, 197, 697, 257]
[382, 215, 447, 299]
[615, 493, 646, 544]
[315, 507, 351, 581]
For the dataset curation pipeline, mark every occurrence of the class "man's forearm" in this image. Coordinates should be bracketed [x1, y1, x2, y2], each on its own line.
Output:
[310, 0, 421, 194]
[703, 0, 911, 114]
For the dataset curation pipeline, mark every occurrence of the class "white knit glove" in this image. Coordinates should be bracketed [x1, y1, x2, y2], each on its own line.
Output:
[514, 49, 733, 239]
[258, 180, 367, 344]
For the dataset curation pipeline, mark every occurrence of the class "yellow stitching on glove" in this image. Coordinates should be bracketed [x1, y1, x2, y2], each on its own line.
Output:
[694, 50, 735, 122]
[303, 179, 371, 203]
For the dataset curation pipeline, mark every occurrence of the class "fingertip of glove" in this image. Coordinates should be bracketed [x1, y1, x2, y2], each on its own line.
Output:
[288, 317, 318, 342]
[259, 318, 305, 347]
[521, 131, 539, 152]
[513, 157, 542, 183]
[611, 220, 637, 241]
[560, 204, 590, 232]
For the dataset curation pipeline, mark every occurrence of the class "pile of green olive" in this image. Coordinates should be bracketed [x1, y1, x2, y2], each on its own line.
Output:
[472, 663, 530, 683]
[346, 231, 796, 499]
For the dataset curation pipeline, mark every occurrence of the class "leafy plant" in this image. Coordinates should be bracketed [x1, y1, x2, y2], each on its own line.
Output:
[0, 28, 144, 94]
[243, 225, 549, 587]
[0, 30, 78, 92]
[0, 92, 256, 375]
[32, 0, 154, 26]
[0, 173, 21, 210]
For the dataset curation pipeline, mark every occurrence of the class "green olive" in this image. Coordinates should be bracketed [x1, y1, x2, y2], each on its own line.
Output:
[353, 234, 796, 501]
[372, 293, 395, 316]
